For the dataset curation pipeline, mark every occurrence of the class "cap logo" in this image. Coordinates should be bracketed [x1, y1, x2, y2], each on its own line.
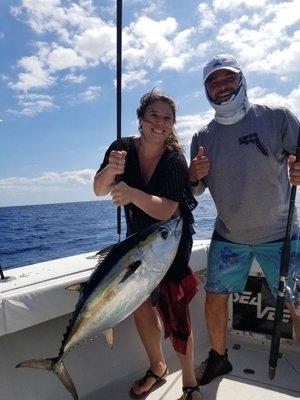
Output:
[213, 61, 223, 67]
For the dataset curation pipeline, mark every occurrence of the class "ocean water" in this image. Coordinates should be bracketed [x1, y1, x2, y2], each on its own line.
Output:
[0, 193, 216, 270]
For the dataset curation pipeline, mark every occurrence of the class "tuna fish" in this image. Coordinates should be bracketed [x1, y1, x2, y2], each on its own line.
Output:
[16, 218, 183, 400]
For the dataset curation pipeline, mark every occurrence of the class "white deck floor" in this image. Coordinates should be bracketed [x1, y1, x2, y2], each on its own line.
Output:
[83, 339, 300, 400]
[1, 246, 299, 400]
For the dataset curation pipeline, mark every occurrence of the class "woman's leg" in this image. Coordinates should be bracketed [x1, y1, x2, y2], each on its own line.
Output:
[131, 298, 168, 395]
[174, 332, 202, 400]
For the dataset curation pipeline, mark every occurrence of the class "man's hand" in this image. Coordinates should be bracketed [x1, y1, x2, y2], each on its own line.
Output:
[288, 155, 300, 186]
[189, 146, 209, 183]
[110, 181, 134, 206]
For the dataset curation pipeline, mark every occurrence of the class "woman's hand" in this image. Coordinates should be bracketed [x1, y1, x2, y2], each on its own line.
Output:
[107, 150, 127, 176]
[93, 150, 127, 196]
[110, 181, 134, 206]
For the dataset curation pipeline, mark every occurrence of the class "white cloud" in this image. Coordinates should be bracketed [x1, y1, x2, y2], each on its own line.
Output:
[213, 0, 267, 11]
[47, 46, 87, 71]
[10, 55, 54, 91]
[0, 169, 95, 192]
[80, 85, 101, 101]
[198, 3, 217, 30]
[9, 3, 198, 102]
[74, 25, 115, 64]
[159, 28, 196, 71]
[247, 38, 300, 76]
[266, 0, 300, 29]
[7, 0, 300, 121]
[123, 17, 176, 69]
[131, 16, 177, 37]
[1, 74, 10, 82]
[160, 56, 186, 71]
[248, 84, 300, 116]
[176, 110, 214, 147]
[123, 17, 196, 72]
[212, 0, 300, 77]
[9, 1, 115, 93]
[68, 85, 101, 104]
[8, 93, 56, 117]
[122, 70, 149, 90]
[63, 73, 86, 83]
[11, 0, 101, 42]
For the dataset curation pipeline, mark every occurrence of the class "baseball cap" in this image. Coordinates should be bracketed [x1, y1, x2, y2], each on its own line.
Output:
[203, 54, 241, 83]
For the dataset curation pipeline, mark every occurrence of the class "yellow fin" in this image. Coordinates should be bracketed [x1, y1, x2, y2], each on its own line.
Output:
[103, 328, 114, 349]
[65, 283, 85, 292]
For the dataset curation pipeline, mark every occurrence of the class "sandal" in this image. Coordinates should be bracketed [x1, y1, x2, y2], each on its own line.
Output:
[181, 385, 201, 400]
[129, 367, 168, 399]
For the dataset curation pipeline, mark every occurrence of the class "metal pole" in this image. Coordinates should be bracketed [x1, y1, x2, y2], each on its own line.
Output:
[116, 0, 122, 241]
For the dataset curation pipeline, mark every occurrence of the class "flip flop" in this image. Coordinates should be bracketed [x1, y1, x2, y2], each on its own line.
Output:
[181, 385, 201, 400]
[129, 367, 168, 399]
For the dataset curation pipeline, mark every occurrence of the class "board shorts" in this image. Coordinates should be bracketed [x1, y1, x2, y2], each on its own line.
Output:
[205, 231, 300, 297]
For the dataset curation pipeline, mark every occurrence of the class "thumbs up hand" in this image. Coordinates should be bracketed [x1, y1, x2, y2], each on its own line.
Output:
[288, 155, 300, 186]
[189, 146, 209, 183]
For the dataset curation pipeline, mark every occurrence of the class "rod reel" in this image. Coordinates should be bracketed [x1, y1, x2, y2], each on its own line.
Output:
[285, 274, 300, 316]
[291, 275, 300, 316]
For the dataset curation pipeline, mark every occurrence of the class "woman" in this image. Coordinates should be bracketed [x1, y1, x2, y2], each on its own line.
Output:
[94, 89, 201, 400]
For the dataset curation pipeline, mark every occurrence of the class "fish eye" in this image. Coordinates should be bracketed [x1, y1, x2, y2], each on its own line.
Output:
[159, 227, 169, 240]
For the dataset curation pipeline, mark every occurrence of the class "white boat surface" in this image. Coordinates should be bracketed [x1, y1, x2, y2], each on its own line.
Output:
[0, 239, 299, 399]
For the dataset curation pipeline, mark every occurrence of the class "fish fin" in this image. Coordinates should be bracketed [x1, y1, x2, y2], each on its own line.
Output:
[119, 260, 142, 283]
[86, 243, 117, 262]
[16, 357, 56, 371]
[16, 357, 78, 400]
[103, 328, 114, 349]
[54, 359, 78, 400]
[95, 243, 118, 266]
[65, 283, 86, 293]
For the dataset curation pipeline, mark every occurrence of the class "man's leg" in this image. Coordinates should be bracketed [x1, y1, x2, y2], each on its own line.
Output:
[285, 302, 300, 344]
[196, 234, 252, 385]
[130, 298, 167, 396]
[206, 293, 229, 354]
[195, 292, 232, 385]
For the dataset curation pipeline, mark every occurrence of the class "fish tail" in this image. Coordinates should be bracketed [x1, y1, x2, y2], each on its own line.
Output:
[16, 357, 78, 400]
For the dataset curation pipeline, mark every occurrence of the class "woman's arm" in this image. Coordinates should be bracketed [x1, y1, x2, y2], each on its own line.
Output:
[110, 182, 178, 220]
[93, 150, 126, 196]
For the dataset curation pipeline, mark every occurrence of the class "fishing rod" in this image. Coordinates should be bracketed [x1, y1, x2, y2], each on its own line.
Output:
[268, 127, 300, 379]
[116, 0, 122, 242]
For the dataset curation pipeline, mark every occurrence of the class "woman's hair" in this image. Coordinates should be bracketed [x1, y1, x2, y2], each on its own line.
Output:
[136, 89, 184, 153]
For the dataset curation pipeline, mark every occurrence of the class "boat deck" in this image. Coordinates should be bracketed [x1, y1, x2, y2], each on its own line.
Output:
[1, 244, 299, 399]
[83, 337, 300, 400]
[82, 336, 300, 400]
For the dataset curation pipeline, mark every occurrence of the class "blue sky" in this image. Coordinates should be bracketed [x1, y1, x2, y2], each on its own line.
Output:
[0, 0, 299, 206]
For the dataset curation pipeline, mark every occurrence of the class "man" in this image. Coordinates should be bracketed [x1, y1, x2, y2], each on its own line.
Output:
[189, 54, 300, 386]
